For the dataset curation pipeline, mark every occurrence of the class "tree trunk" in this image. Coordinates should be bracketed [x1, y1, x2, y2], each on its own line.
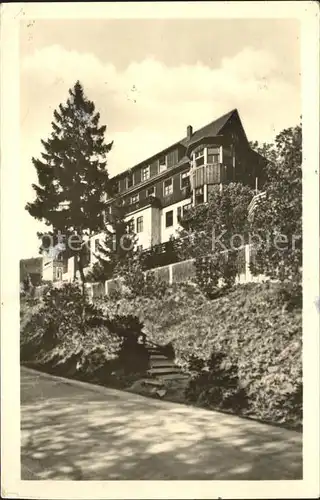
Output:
[77, 252, 86, 296]
[77, 251, 86, 334]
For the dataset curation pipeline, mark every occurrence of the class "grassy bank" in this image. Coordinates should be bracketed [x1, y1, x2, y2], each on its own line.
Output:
[101, 281, 302, 429]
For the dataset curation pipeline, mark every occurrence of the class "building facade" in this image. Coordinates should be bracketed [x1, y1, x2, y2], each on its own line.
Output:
[62, 108, 266, 279]
[20, 255, 64, 285]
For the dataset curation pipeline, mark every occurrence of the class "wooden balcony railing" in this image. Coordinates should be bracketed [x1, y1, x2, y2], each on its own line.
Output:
[189, 163, 226, 190]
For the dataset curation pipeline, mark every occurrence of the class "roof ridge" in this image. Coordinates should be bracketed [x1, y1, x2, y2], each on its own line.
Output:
[111, 108, 238, 178]
[188, 108, 236, 139]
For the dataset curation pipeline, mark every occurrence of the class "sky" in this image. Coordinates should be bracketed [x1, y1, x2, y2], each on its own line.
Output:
[20, 18, 301, 259]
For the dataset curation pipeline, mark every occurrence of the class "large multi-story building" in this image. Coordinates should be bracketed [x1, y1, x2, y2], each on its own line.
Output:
[63, 108, 266, 279]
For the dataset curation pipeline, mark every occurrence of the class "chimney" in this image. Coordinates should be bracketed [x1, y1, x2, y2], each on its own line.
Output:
[187, 125, 193, 140]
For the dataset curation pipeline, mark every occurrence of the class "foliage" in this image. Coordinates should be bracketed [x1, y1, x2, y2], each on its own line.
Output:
[186, 352, 249, 412]
[102, 282, 208, 346]
[174, 183, 254, 296]
[20, 283, 149, 386]
[25, 81, 113, 289]
[86, 261, 111, 283]
[113, 254, 169, 299]
[248, 140, 277, 165]
[104, 281, 302, 427]
[249, 124, 302, 287]
[194, 251, 239, 298]
[94, 197, 137, 281]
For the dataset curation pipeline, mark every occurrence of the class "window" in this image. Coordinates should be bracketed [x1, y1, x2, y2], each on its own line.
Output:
[208, 154, 219, 164]
[207, 147, 220, 163]
[194, 149, 204, 167]
[127, 218, 134, 233]
[130, 193, 139, 204]
[163, 178, 173, 196]
[159, 154, 167, 172]
[195, 187, 204, 205]
[141, 166, 150, 181]
[180, 171, 189, 189]
[165, 210, 173, 228]
[114, 180, 120, 193]
[136, 244, 143, 252]
[207, 147, 220, 164]
[127, 175, 133, 189]
[183, 202, 192, 213]
[136, 216, 143, 233]
[146, 186, 155, 197]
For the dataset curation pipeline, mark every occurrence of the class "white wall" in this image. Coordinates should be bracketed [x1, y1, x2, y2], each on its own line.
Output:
[161, 198, 192, 243]
[125, 206, 154, 250]
[42, 260, 54, 281]
[85, 197, 191, 271]
[88, 205, 160, 268]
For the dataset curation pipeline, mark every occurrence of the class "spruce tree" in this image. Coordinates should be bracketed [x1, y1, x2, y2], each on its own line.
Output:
[26, 81, 113, 292]
[91, 197, 137, 281]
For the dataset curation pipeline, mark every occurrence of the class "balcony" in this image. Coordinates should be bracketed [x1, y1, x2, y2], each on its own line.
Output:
[189, 163, 226, 190]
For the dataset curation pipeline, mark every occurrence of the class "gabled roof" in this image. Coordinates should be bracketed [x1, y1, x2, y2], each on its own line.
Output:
[111, 108, 239, 180]
[180, 109, 237, 148]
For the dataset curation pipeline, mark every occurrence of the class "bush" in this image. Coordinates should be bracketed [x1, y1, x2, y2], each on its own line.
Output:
[20, 282, 150, 387]
[114, 256, 169, 299]
[172, 283, 302, 427]
[186, 352, 249, 412]
[103, 281, 302, 427]
[194, 251, 238, 298]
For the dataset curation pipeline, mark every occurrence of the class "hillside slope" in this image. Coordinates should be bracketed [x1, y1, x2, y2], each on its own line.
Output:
[104, 282, 302, 428]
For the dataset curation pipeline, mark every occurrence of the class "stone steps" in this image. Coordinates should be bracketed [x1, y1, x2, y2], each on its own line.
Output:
[145, 343, 188, 382]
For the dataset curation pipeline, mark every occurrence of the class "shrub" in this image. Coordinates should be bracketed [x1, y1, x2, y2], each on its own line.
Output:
[172, 283, 302, 427]
[194, 250, 238, 298]
[20, 282, 150, 386]
[103, 281, 302, 427]
[186, 352, 249, 412]
[114, 256, 169, 299]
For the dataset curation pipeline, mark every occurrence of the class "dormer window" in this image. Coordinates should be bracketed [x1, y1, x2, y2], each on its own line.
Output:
[141, 165, 150, 181]
[159, 154, 167, 173]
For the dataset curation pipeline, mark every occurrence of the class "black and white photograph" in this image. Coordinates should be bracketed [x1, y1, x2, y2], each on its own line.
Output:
[1, 2, 319, 499]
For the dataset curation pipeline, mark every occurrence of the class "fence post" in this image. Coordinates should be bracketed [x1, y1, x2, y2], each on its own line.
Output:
[169, 264, 173, 285]
[245, 244, 252, 282]
[104, 280, 109, 296]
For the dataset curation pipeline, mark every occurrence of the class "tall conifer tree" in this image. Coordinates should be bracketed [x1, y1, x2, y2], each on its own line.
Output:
[26, 81, 113, 292]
